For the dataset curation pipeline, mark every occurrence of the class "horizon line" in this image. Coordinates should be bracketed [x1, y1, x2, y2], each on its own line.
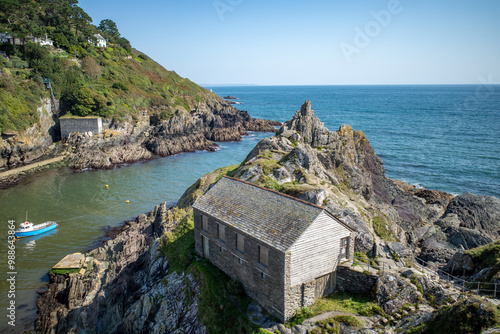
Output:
[201, 83, 500, 87]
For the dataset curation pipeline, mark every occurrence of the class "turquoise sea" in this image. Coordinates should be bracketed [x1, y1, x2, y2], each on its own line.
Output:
[0, 85, 499, 332]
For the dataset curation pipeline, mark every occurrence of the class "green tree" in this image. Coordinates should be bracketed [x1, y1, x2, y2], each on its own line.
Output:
[72, 6, 92, 39]
[98, 19, 119, 40]
[117, 37, 131, 52]
[0, 0, 41, 43]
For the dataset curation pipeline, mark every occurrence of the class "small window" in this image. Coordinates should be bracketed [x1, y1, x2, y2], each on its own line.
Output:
[217, 223, 226, 242]
[202, 215, 209, 231]
[237, 257, 243, 265]
[259, 245, 269, 267]
[236, 233, 244, 253]
[340, 237, 349, 259]
[219, 246, 224, 253]
[260, 271, 266, 280]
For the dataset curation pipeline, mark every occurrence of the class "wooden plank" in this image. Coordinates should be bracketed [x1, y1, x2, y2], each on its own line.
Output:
[289, 212, 352, 286]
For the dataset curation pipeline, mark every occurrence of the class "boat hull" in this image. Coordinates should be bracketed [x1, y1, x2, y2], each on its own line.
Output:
[15, 222, 58, 238]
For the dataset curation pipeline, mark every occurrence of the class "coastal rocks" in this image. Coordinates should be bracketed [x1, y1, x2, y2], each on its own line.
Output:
[204, 101, 500, 272]
[436, 193, 500, 249]
[244, 118, 281, 132]
[424, 296, 500, 333]
[123, 272, 205, 334]
[375, 274, 421, 314]
[277, 101, 437, 232]
[35, 203, 206, 334]
[65, 105, 279, 170]
[327, 204, 374, 253]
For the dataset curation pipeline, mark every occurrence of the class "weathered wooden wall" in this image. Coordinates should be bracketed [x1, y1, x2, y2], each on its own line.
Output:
[289, 211, 352, 286]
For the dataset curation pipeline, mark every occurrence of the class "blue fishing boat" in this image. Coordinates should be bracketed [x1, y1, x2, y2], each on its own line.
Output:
[15, 220, 58, 238]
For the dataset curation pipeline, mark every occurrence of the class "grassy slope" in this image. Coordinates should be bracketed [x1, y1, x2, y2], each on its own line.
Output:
[0, 44, 219, 133]
[0, 0, 225, 134]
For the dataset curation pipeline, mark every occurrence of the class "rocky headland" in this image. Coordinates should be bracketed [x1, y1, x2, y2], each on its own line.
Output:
[35, 101, 500, 334]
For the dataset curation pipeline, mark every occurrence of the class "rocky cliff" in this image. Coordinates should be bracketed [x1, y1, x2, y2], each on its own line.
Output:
[65, 98, 279, 170]
[35, 203, 206, 334]
[0, 98, 60, 168]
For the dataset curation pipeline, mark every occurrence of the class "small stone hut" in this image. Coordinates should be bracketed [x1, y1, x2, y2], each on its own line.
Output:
[59, 117, 102, 138]
[193, 176, 355, 322]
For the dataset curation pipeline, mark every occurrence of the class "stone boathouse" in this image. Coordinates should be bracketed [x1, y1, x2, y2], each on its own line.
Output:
[193, 176, 356, 322]
[59, 116, 103, 138]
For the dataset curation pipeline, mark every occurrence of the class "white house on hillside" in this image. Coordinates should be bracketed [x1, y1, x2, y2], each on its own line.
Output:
[1, 32, 53, 46]
[33, 33, 53, 46]
[90, 34, 107, 48]
[0, 32, 11, 44]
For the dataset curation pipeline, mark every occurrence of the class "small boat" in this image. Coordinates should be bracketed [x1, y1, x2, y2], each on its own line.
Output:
[15, 220, 58, 238]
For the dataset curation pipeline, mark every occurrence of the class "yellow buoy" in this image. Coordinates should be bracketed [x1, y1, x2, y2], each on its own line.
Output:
[105, 185, 109, 189]
[126, 200, 130, 204]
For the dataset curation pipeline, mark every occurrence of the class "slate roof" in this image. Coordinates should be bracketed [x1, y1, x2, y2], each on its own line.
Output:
[193, 176, 352, 252]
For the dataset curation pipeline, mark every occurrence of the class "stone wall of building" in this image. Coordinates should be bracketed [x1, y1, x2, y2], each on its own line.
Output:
[284, 280, 316, 321]
[60, 117, 102, 138]
[194, 208, 286, 321]
[336, 264, 378, 295]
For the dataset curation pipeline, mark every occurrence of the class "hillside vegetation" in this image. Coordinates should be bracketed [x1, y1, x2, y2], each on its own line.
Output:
[0, 0, 217, 133]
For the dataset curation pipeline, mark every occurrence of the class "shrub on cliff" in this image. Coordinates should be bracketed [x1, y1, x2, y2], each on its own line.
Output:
[422, 296, 500, 334]
[465, 240, 500, 283]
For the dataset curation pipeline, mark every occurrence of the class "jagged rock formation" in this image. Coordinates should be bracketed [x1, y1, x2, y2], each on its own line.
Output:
[35, 203, 206, 334]
[64, 99, 276, 170]
[66, 100, 278, 170]
[35, 100, 500, 334]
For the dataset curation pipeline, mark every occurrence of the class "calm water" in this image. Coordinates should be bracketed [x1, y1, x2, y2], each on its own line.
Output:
[1, 85, 499, 332]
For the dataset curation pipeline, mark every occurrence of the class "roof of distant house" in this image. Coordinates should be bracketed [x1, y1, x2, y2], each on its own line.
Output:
[193, 176, 354, 252]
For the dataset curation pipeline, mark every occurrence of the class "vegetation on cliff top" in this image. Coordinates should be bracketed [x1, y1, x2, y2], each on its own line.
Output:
[0, 0, 218, 133]
[465, 240, 500, 283]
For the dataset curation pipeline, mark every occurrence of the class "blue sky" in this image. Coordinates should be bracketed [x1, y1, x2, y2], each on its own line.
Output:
[79, 0, 500, 85]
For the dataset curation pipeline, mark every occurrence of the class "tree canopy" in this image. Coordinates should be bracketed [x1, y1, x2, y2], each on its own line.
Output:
[98, 19, 119, 39]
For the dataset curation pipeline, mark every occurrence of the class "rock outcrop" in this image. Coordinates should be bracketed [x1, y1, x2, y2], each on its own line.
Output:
[35, 203, 206, 334]
[35, 100, 500, 334]
[375, 273, 421, 314]
[0, 98, 59, 168]
[66, 101, 278, 170]
[436, 193, 500, 248]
